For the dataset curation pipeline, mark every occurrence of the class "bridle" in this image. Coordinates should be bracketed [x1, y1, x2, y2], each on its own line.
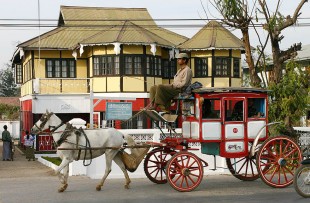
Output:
[34, 112, 64, 134]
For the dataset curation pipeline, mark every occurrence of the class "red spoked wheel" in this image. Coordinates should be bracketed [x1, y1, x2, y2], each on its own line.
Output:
[256, 136, 302, 188]
[226, 142, 262, 181]
[143, 147, 175, 184]
[166, 151, 203, 192]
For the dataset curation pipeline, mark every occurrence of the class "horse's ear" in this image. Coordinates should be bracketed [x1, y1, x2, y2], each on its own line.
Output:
[46, 109, 49, 114]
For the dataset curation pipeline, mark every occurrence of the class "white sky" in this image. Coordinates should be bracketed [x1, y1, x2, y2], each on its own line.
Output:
[0, 0, 310, 69]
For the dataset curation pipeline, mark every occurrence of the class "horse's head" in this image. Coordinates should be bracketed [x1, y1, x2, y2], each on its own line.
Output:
[31, 110, 61, 134]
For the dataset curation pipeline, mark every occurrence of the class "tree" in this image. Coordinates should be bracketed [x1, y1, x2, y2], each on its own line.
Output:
[209, 0, 308, 86]
[210, 0, 262, 86]
[268, 61, 309, 136]
[0, 65, 19, 97]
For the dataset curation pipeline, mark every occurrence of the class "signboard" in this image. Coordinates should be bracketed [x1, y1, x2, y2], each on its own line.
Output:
[106, 102, 132, 120]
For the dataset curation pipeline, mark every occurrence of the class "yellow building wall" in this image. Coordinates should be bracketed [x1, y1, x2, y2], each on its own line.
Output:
[92, 46, 106, 55]
[146, 77, 163, 91]
[123, 76, 144, 92]
[61, 50, 75, 58]
[92, 78, 107, 92]
[89, 57, 93, 77]
[194, 78, 212, 88]
[214, 50, 229, 57]
[123, 45, 143, 54]
[107, 77, 120, 92]
[21, 80, 33, 96]
[214, 78, 230, 87]
[145, 45, 162, 56]
[191, 51, 212, 57]
[34, 50, 60, 58]
[76, 60, 87, 78]
[232, 50, 241, 58]
[34, 59, 46, 78]
[106, 45, 115, 54]
[231, 78, 242, 87]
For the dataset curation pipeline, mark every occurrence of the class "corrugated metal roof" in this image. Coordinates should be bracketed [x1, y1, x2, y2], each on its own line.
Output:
[80, 21, 175, 47]
[17, 6, 188, 50]
[59, 6, 157, 26]
[177, 20, 244, 50]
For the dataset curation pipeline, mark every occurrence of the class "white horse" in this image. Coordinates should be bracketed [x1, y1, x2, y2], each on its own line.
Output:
[31, 111, 140, 192]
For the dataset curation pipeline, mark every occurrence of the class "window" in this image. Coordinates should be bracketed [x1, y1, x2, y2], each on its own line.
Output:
[162, 59, 176, 78]
[93, 55, 120, 76]
[202, 99, 220, 119]
[195, 58, 208, 77]
[215, 57, 230, 77]
[225, 100, 244, 121]
[46, 59, 75, 78]
[233, 58, 240, 77]
[15, 64, 23, 84]
[146, 56, 162, 76]
[124, 55, 143, 75]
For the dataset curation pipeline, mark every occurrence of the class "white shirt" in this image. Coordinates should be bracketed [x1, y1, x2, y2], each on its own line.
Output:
[24, 135, 35, 147]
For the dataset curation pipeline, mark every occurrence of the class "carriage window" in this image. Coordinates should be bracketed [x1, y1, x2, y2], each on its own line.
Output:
[202, 99, 220, 119]
[248, 98, 265, 118]
[225, 100, 244, 121]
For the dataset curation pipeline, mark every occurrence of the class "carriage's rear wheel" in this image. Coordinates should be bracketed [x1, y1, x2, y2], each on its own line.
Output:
[143, 147, 175, 184]
[293, 164, 310, 198]
[226, 142, 262, 181]
[166, 151, 203, 192]
[256, 136, 302, 188]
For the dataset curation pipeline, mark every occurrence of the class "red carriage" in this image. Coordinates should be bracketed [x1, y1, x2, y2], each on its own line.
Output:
[143, 87, 302, 192]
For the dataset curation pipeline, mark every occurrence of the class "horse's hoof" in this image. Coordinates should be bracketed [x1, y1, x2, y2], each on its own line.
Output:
[96, 185, 101, 191]
[58, 184, 68, 193]
[124, 185, 130, 189]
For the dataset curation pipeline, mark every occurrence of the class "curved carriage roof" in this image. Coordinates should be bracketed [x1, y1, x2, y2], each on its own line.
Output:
[193, 87, 270, 94]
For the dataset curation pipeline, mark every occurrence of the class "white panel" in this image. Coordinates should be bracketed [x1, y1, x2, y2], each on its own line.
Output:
[182, 121, 190, 138]
[32, 95, 90, 113]
[248, 121, 266, 139]
[225, 141, 244, 153]
[225, 124, 244, 139]
[202, 122, 221, 140]
[190, 122, 199, 139]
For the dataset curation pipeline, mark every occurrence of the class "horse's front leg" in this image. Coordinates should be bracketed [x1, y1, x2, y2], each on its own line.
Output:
[113, 152, 131, 189]
[96, 150, 117, 191]
[56, 158, 71, 192]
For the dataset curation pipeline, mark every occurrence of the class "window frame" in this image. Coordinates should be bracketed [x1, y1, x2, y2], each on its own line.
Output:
[124, 55, 143, 76]
[162, 58, 176, 79]
[194, 57, 208, 77]
[45, 59, 76, 78]
[93, 55, 120, 76]
[233, 58, 240, 78]
[214, 57, 230, 77]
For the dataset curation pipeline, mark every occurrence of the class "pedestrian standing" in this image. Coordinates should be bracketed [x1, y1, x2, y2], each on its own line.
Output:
[24, 130, 35, 161]
[2, 125, 12, 161]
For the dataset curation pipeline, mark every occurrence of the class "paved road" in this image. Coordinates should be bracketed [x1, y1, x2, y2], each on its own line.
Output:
[0, 141, 308, 203]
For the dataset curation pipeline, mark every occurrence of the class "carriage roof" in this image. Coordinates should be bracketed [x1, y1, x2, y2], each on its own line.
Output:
[192, 87, 270, 94]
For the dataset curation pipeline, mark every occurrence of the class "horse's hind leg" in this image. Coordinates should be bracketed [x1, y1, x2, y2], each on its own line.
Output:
[96, 150, 117, 191]
[114, 152, 131, 189]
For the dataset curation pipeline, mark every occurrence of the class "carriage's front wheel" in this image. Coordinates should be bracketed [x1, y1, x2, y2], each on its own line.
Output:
[166, 151, 203, 192]
[256, 136, 302, 188]
[143, 147, 175, 184]
[294, 164, 310, 198]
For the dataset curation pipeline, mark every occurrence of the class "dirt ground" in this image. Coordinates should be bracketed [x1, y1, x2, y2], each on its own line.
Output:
[0, 141, 54, 178]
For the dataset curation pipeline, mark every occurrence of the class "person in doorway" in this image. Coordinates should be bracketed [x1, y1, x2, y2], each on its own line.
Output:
[24, 130, 35, 161]
[2, 125, 12, 161]
[149, 53, 192, 113]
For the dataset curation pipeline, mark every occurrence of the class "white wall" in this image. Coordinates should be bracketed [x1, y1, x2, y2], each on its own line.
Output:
[0, 121, 20, 139]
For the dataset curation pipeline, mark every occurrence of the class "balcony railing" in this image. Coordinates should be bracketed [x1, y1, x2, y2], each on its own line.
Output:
[21, 78, 91, 96]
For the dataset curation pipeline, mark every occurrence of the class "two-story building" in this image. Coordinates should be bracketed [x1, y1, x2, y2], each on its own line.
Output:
[11, 6, 245, 150]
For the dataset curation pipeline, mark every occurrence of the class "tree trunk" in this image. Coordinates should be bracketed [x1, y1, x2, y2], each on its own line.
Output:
[271, 40, 282, 83]
[241, 29, 262, 87]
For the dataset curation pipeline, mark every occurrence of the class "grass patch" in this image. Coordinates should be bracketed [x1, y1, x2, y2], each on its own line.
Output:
[41, 156, 62, 166]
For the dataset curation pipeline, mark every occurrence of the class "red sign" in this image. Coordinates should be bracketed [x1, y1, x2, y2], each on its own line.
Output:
[233, 128, 238, 133]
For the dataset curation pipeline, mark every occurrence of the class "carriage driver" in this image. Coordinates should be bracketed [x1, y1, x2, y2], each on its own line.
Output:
[149, 53, 192, 113]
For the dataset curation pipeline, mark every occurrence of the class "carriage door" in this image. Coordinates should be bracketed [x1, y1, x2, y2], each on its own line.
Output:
[220, 98, 247, 158]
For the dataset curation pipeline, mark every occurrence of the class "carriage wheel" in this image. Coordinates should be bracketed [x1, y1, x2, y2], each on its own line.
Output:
[226, 142, 262, 181]
[166, 151, 203, 192]
[256, 136, 302, 188]
[293, 164, 310, 198]
[144, 147, 175, 184]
